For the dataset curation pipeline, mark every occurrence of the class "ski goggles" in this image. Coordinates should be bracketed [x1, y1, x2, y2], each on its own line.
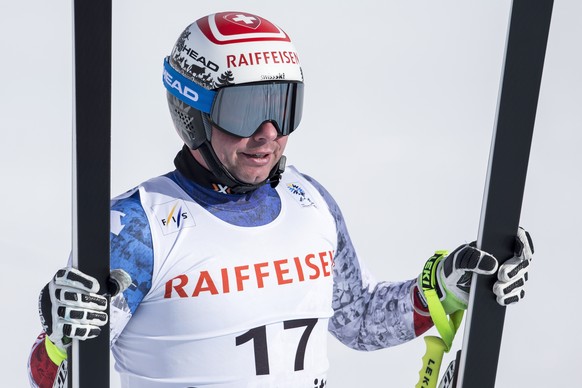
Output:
[163, 57, 304, 137]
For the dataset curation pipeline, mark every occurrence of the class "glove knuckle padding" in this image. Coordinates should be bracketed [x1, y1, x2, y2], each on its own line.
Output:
[54, 267, 100, 293]
[55, 286, 107, 311]
[82, 293, 107, 308]
[443, 245, 472, 276]
[447, 245, 497, 275]
[460, 248, 480, 270]
[493, 275, 526, 301]
[502, 278, 525, 294]
[507, 259, 529, 278]
[66, 323, 102, 341]
[61, 289, 79, 303]
[497, 287, 526, 306]
[60, 306, 108, 325]
[477, 253, 497, 273]
[498, 258, 529, 282]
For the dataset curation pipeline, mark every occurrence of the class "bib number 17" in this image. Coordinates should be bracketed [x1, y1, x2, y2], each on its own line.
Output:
[235, 318, 318, 375]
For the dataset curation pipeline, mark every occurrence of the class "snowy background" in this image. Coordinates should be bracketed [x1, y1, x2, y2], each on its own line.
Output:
[2, 0, 581, 386]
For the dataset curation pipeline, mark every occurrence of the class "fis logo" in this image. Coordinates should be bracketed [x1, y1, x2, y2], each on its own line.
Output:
[152, 200, 195, 235]
[286, 183, 315, 207]
[161, 203, 186, 227]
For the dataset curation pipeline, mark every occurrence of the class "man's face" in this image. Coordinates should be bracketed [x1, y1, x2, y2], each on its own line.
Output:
[194, 122, 288, 185]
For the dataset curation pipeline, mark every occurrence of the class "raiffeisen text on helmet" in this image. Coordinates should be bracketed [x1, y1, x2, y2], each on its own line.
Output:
[226, 50, 300, 68]
[169, 11, 304, 89]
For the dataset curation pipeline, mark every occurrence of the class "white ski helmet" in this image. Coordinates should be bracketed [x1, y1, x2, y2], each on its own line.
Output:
[163, 11, 305, 149]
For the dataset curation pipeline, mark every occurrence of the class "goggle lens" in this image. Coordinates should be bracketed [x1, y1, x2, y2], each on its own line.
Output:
[210, 82, 303, 137]
[163, 57, 304, 138]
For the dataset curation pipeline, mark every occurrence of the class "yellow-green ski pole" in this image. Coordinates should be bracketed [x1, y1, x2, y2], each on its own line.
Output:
[416, 336, 447, 388]
[415, 251, 464, 388]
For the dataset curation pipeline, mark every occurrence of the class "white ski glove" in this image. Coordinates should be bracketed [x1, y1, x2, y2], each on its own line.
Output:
[493, 227, 534, 305]
[418, 228, 534, 314]
[38, 267, 131, 353]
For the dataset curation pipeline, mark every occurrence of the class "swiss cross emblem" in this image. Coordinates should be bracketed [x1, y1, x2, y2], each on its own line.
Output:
[223, 13, 261, 29]
[199, 12, 290, 43]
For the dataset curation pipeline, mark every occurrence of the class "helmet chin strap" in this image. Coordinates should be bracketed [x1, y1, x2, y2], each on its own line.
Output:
[196, 113, 286, 194]
[196, 141, 285, 194]
[268, 155, 286, 189]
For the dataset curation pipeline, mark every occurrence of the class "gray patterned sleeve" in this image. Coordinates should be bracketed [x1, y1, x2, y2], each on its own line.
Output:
[303, 174, 418, 351]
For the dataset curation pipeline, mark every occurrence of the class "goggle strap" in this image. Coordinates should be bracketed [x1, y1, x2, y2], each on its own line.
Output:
[162, 58, 216, 114]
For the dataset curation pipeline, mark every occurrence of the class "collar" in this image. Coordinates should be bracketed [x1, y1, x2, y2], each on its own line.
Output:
[173, 144, 285, 194]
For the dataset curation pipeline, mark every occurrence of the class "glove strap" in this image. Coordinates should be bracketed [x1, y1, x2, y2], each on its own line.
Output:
[44, 336, 68, 365]
[420, 251, 464, 349]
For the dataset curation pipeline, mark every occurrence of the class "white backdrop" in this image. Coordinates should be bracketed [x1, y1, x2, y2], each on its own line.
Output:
[2, 1, 580, 387]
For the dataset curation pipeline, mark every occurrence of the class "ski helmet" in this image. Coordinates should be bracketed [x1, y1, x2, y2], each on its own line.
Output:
[164, 11, 305, 147]
[163, 11, 304, 191]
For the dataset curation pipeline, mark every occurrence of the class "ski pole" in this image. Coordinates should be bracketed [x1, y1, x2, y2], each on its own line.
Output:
[415, 252, 464, 388]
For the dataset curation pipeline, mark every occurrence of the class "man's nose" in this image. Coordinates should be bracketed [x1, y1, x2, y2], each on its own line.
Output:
[252, 121, 280, 141]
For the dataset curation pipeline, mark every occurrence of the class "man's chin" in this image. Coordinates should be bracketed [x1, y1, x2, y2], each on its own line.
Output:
[236, 172, 271, 185]
[230, 162, 280, 185]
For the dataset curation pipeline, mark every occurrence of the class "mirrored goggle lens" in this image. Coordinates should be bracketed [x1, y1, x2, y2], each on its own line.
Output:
[210, 82, 304, 137]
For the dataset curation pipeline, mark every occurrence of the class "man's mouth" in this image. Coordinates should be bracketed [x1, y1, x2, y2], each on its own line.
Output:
[244, 153, 269, 159]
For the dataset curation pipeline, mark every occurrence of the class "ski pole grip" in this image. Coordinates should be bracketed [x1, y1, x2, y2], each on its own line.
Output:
[415, 335, 447, 388]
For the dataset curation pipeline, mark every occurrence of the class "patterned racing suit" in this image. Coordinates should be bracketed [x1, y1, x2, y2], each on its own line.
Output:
[28, 162, 432, 387]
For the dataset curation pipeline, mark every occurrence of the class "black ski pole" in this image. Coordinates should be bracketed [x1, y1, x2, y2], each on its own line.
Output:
[454, 0, 553, 387]
[68, 1, 112, 387]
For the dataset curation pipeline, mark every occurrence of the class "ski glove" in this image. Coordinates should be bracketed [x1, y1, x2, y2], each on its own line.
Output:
[493, 227, 534, 305]
[38, 267, 131, 353]
[418, 228, 534, 314]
